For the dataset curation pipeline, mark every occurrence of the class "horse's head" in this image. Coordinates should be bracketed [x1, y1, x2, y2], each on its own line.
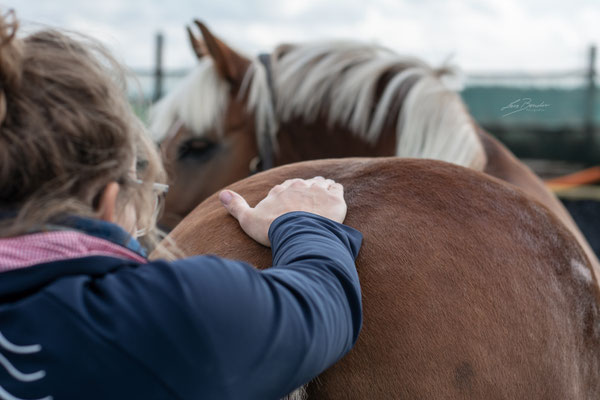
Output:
[150, 22, 486, 230]
[150, 22, 264, 230]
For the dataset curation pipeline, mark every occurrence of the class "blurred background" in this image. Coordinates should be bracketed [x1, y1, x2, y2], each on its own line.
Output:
[7, 0, 599, 169]
[5, 1, 600, 237]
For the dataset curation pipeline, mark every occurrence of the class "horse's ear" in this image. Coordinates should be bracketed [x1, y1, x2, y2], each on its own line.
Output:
[186, 25, 208, 59]
[274, 43, 296, 60]
[194, 20, 250, 86]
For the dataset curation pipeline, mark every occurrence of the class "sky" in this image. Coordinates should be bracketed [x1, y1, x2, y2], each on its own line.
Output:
[3, 0, 599, 75]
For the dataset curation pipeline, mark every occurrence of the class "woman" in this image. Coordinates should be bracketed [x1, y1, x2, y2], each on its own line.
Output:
[0, 11, 362, 400]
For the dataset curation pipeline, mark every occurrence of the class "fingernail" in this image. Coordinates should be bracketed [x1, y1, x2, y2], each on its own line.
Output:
[219, 190, 233, 205]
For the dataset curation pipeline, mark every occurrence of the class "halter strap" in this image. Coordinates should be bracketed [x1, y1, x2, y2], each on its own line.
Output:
[253, 53, 276, 173]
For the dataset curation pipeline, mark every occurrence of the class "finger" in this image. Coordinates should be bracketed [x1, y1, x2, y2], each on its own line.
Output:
[328, 182, 344, 196]
[306, 176, 325, 185]
[305, 176, 326, 185]
[309, 177, 335, 189]
[290, 180, 309, 189]
[280, 178, 305, 188]
[308, 176, 333, 183]
[219, 190, 251, 221]
[268, 184, 285, 195]
[310, 179, 330, 190]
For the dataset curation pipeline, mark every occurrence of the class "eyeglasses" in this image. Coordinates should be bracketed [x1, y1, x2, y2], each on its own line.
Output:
[134, 179, 169, 194]
[134, 179, 169, 237]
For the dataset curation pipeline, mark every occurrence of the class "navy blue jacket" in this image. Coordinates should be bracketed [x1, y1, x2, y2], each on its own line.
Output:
[0, 212, 362, 399]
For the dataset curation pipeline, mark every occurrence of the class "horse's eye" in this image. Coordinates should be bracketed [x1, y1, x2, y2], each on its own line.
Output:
[178, 138, 217, 161]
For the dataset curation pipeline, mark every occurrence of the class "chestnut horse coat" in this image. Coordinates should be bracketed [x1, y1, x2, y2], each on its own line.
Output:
[156, 158, 600, 399]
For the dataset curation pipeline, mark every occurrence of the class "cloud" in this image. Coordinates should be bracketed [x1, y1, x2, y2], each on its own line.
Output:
[2, 0, 598, 72]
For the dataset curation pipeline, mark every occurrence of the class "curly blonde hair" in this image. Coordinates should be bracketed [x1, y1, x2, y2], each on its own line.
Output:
[0, 10, 166, 251]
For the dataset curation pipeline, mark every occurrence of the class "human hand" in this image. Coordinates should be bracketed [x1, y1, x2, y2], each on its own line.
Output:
[219, 177, 347, 247]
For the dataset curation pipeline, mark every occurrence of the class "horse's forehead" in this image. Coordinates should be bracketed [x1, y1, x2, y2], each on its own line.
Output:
[161, 119, 186, 145]
[149, 59, 231, 143]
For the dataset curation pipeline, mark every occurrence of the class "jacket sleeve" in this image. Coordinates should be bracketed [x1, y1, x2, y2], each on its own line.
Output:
[87, 212, 363, 399]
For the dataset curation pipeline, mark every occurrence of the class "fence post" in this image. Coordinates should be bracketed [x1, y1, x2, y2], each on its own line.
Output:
[584, 44, 596, 162]
[152, 32, 164, 102]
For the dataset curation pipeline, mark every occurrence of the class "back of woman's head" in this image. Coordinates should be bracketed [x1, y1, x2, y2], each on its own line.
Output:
[0, 10, 165, 244]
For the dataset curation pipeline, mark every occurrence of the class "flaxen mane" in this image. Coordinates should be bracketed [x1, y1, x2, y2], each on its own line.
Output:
[150, 40, 485, 169]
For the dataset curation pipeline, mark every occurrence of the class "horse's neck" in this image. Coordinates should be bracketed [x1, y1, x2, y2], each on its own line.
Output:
[479, 128, 600, 275]
[274, 118, 397, 165]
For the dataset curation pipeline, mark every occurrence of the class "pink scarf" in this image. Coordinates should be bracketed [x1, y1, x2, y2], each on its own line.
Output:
[0, 231, 146, 272]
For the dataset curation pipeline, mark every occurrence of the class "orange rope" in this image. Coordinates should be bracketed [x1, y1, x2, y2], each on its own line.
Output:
[545, 166, 600, 191]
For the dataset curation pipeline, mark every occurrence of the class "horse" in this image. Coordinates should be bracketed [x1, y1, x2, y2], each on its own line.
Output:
[151, 157, 600, 399]
[149, 21, 599, 281]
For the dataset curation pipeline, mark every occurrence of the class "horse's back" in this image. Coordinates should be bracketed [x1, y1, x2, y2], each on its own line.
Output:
[160, 158, 600, 399]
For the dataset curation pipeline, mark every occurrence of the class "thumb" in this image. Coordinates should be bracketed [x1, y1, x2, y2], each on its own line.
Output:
[219, 190, 251, 221]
